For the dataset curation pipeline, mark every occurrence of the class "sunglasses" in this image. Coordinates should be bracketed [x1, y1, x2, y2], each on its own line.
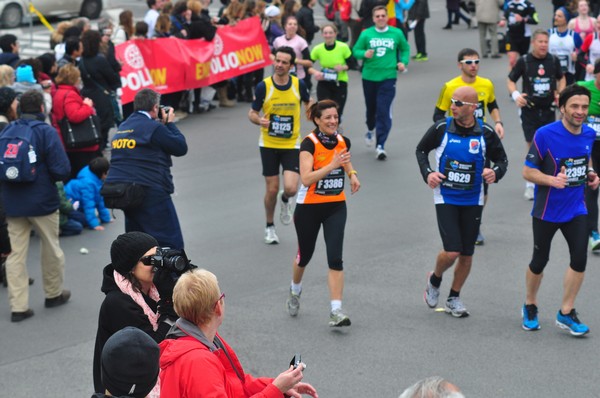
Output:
[451, 98, 478, 107]
[460, 59, 480, 65]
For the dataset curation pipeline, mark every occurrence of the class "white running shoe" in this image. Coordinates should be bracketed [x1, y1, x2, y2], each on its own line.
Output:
[524, 186, 534, 201]
[278, 190, 293, 225]
[364, 131, 375, 147]
[376, 146, 387, 161]
[264, 226, 279, 244]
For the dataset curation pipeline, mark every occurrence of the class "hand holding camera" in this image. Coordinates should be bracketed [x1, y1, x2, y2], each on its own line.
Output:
[159, 105, 175, 124]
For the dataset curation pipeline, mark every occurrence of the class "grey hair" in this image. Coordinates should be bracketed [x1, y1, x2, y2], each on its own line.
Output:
[399, 377, 465, 398]
[133, 88, 161, 112]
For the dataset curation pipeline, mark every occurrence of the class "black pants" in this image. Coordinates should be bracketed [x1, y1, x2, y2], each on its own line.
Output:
[316, 81, 348, 118]
[413, 19, 427, 55]
[67, 151, 100, 181]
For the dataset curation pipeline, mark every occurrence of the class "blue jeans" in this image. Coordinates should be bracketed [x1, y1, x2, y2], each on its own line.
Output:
[362, 78, 396, 149]
[124, 186, 184, 250]
[60, 211, 85, 236]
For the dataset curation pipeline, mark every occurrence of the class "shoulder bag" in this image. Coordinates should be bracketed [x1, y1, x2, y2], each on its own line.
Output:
[58, 90, 102, 149]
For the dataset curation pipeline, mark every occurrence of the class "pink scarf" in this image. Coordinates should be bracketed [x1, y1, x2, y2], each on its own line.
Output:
[113, 270, 161, 331]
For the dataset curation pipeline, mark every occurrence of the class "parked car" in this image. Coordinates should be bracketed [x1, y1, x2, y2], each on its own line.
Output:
[0, 0, 103, 29]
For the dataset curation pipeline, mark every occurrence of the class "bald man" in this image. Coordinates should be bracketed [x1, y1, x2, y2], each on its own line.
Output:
[416, 86, 508, 318]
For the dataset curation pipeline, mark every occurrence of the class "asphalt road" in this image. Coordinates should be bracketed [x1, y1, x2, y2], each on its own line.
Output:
[2, 1, 600, 397]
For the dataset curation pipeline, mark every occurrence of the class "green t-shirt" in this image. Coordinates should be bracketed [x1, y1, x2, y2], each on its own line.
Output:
[310, 41, 352, 83]
[577, 79, 600, 139]
[352, 25, 410, 82]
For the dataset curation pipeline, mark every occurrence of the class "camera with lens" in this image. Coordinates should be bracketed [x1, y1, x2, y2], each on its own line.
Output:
[142, 247, 195, 276]
[158, 105, 172, 123]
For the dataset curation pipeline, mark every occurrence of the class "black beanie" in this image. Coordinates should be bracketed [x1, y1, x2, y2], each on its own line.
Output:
[101, 327, 160, 398]
[0, 87, 17, 115]
[110, 232, 158, 275]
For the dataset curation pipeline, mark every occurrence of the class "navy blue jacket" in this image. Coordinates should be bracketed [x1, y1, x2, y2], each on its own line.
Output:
[1, 114, 71, 217]
[0, 52, 19, 68]
[105, 112, 187, 193]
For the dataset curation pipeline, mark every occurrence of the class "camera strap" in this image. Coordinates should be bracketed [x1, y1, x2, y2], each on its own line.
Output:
[213, 335, 245, 382]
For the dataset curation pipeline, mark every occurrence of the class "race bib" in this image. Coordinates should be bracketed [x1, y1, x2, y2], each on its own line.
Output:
[315, 167, 345, 195]
[531, 77, 551, 98]
[442, 159, 475, 190]
[558, 55, 568, 72]
[587, 115, 600, 138]
[268, 115, 294, 138]
[474, 101, 484, 119]
[560, 156, 588, 187]
[322, 68, 338, 81]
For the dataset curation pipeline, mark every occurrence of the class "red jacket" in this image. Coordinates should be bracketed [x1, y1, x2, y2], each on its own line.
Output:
[51, 84, 98, 152]
[159, 333, 281, 398]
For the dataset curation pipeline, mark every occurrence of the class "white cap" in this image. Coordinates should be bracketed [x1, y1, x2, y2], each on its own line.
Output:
[265, 5, 281, 17]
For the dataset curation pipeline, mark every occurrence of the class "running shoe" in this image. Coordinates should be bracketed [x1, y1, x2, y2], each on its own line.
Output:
[264, 226, 279, 244]
[524, 186, 534, 201]
[475, 230, 484, 246]
[424, 271, 440, 308]
[415, 54, 428, 62]
[556, 309, 590, 336]
[445, 297, 469, 318]
[376, 146, 387, 161]
[522, 304, 540, 331]
[411, 53, 422, 59]
[286, 289, 301, 317]
[278, 190, 293, 225]
[590, 231, 600, 253]
[329, 308, 351, 327]
[364, 131, 375, 147]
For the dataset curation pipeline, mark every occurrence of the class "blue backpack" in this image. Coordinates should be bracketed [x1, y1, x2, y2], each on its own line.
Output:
[0, 120, 40, 183]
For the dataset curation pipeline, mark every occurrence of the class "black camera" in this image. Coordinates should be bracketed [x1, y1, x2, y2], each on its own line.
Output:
[159, 105, 172, 122]
[142, 247, 195, 275]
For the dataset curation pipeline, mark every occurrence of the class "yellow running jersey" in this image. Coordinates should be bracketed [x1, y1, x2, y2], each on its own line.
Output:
[436, 76, 497, 121]
[260, 76, 302, 149]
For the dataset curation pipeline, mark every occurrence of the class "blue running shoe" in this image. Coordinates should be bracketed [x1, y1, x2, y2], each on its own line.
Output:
[556, 309, 590, 336]
[522, 304, 540, 331]
[590, 230, 600, 253]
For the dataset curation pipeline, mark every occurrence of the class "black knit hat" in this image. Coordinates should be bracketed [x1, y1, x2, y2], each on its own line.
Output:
[110, 232, 158, 275]
[101, 327, 160, 398]
[0, 87, 17, 115]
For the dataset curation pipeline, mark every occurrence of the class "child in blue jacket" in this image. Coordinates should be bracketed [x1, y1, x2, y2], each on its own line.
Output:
[65, 157, 112, 230]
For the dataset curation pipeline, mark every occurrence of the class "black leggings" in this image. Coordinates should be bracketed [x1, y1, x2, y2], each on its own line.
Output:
[529, 215, 588, 274]
[294, 201, 347, 270]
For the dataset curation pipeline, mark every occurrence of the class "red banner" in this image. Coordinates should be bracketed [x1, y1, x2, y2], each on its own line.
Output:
[116, 17, 272, 104]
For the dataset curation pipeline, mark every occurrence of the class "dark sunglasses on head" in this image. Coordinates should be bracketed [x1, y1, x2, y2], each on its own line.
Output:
[460, 59, 480, 65]
[451, 98, 478, 107]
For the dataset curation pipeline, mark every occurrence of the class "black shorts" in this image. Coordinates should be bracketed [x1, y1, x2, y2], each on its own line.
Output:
[529, 215, 588, 274]
[520, 107, 556, 143]
[507, 35, 530, 55]
[435, 204, 483, 256]
[259, 147, 300, 177]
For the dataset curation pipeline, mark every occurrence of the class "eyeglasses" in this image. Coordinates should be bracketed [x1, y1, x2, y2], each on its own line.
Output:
[460, 59, 480, 65]
[214, 292, 225, 308]
[451, 98, 478, 107]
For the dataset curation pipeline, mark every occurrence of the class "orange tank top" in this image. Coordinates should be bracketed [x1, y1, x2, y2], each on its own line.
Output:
[296, 132, 347, 204]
